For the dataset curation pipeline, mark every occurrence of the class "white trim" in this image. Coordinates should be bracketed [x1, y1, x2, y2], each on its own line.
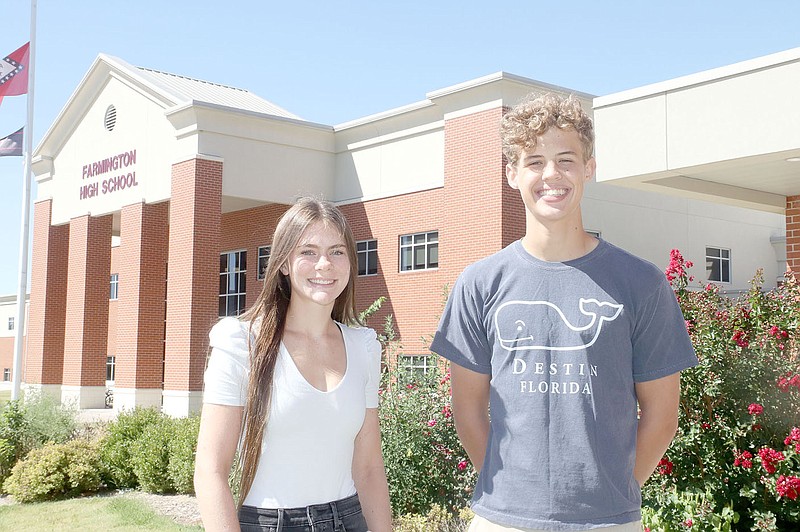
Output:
[112, 387, 163, 413]
[345, 121, 444, 151]
[162, 390, 203, 417]
[595, 47, 800, 108]
[335, 100, 435, 130]
[61, 385, 107, 410]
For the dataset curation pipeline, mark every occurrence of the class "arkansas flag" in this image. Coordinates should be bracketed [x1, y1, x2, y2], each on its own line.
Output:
[0, 127, 23, 157]
[0, 42, 30, 106]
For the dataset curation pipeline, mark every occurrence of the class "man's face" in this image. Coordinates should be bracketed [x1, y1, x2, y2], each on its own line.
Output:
[506, 127, 595, 229]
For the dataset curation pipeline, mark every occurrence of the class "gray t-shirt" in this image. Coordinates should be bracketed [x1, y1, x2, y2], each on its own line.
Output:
[430, 239, 697, 530]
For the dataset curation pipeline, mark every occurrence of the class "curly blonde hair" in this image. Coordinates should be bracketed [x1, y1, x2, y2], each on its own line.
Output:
[501, 93, 594, 166]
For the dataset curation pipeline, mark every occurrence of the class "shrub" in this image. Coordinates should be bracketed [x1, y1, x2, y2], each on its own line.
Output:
[167, 415, 200, 494]
[99, 407, 163, 489]
[642, 251, 800, 530]
[0, 392, 77, 490]
[393, 504, 474, 531]
[2, 439, 102, 503]
[130, 416, 175, 493]
[379, 358, 476, 516]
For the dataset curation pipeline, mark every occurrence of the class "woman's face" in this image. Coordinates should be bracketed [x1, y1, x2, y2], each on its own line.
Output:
[281, 221, 350, 309]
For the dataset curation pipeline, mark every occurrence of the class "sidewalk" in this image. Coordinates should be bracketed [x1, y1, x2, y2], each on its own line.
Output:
[76, 408, 118, 424]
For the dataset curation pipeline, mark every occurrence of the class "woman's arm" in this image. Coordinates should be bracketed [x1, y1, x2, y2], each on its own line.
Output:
[352, 408, 392, 532]
[194, 403, 244, 532]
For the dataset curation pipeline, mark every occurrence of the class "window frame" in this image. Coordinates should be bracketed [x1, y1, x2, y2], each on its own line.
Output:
[705, 246, 731, 284]
[257, 245, 271, 281]
[219, 249, 247, 317]
[398, 354, 437, 379]
[399, 231, 438, 272]
[356, 239, 378, 277]
[106, 355, 116, 384]
[109, 273, 119, 300]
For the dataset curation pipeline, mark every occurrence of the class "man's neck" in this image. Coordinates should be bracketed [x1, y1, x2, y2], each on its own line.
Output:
[521, 222, 598, 263]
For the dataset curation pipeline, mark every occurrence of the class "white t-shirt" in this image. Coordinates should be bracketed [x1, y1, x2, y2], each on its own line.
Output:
[203, 317, 382, 508]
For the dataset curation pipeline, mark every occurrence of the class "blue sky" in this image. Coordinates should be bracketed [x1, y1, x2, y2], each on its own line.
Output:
[0, 0, 799, 295]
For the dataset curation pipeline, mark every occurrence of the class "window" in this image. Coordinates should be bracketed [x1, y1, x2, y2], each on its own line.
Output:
[399, 354, 437, 379]
[106, 356, 116, 383]
[220, 250, 247, 316]
[257, 246, 271, 280]
[109, 273, 119, 300]
[3, 368, 9, 382]
[399, 231, 438, 271]
[706, 247, 731, 283]
[357, 239, 378, 276]
[7, 317, 13, 331]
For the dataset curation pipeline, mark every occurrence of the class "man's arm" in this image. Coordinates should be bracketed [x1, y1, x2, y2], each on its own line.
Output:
[634, 372, 681, 486]
[450, 363, 491, 473]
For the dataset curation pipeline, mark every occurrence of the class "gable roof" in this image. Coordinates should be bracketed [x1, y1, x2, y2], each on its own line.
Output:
[135, 65, 301, 119]
[33, 53, 303, 162]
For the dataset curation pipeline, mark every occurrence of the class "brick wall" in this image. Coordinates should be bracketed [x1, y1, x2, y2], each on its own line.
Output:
[164, 158, 222, 392]
[788, 195, 800, 276]
[25, 199, 69, 385]
[116, 201, 169, 389]
[63, 214, 112, 387]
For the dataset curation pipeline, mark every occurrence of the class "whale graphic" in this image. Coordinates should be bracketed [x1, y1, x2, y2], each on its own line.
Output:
[494, 298, 623, 351]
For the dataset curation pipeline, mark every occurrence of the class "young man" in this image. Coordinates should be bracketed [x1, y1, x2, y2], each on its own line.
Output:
[430, 93, 697, 531]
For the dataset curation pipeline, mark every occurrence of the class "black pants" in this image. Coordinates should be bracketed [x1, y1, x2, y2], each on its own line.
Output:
[238, 493, 368, 532]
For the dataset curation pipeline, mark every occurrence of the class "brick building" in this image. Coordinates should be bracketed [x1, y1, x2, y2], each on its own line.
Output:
[6, 53, 788, 415]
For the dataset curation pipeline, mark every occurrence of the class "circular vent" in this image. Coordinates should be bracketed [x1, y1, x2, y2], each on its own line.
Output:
[104, 105, 117, 131]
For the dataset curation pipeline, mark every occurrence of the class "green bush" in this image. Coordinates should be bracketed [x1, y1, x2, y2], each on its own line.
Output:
[167, 415, 200, 494]
[642, 252, 800, 530]
[379, 358, 476, 516]
[130, 417, 175, 493]
[99, 407, 163, 489]
[0, 392, 77, 490]
[2, 439, 102, 503]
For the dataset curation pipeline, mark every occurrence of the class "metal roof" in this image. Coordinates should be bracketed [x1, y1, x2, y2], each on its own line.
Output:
[136, 66, 302, 120]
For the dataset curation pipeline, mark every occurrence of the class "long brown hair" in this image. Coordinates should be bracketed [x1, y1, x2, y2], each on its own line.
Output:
[237, 197, 360, 504]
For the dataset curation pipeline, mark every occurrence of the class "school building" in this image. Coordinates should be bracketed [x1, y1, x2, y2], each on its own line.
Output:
[1, 48, 796, 416]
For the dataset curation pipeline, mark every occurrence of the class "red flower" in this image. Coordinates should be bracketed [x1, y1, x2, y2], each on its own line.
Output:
[732, 330, 749, 348]
[657, 457, 673, 475]
[758, 447, 785, 474]
[748, 403, 764, 416]
[427, 419, 437, 427]
[457, 460, 468, 471]
[769, 325, 780, 336]
[683, 518, 693, 528]
[442, 404, 452, 419]
[734, 450, 753, 469]
[701, 422, 711, 430]
[776, 475, 800, 500]
[785, 427, 800, 452]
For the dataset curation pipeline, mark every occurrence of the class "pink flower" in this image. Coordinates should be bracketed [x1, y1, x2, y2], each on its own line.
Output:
[732, 330, 749, 348]
[406, 383, 416, 390]
[769, 325, 780, 336]
[758, 447, 785, 474]
[427, 419, 437, 427]
[442, 404, 452, 419]
[701, 422, 711, 430]
[776, 475, 800, 500]
[683, 518, 693, 528]
[734, 450, 753, 469]
[748, 403, 764, 416]
[657, 457, 673, 475]
[457, 460, 468, 471]
[785, 427, 800, 452]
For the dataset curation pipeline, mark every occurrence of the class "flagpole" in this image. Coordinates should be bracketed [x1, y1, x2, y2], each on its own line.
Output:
[12, 0, 37, 401]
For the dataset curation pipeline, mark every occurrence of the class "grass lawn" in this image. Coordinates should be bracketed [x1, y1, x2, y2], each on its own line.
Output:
[0, 389, 10, 407]
[0, 494, 203, 531]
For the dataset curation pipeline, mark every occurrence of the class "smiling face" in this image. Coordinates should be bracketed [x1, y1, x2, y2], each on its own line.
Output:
[506, 127, 596, 231]
[280, 221, 351, 311]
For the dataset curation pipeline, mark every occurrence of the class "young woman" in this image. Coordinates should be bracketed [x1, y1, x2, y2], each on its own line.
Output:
[194, 198, 392, 532]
